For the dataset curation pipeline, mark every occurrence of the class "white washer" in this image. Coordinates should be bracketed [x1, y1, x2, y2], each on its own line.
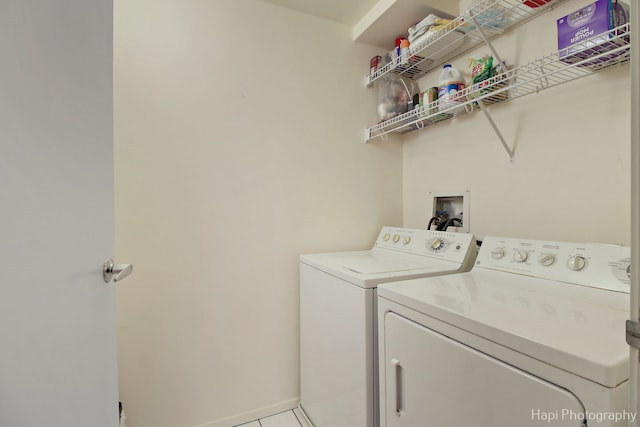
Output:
[378, 236, 632, 427]
[299, 226, 477, 427]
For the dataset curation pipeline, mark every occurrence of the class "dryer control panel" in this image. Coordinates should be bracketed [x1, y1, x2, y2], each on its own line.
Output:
[374, 227, 476, 266]
[476, 236, 631, 293]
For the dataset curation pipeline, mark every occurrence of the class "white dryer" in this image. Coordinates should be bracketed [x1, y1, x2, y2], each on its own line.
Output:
[299, 227, 477, 427]
[378, 236, 631, 427]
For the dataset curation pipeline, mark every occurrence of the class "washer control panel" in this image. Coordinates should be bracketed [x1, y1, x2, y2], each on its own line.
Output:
[374, 227, 476, 264]
[476, 236, 631, 293]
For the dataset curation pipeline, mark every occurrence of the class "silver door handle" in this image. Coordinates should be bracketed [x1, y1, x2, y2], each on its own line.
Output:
[391, 358, 402, 416]
[103, 258, 133, 283]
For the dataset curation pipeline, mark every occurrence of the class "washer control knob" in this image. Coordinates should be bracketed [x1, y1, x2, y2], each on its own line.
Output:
[383, 233, 391, 241]
[430, 239, 444, 251]
[393, 234, 400, 243]
[567, 255, 587, 271]
[403, 236, 411, 245]
[491, 247, 505, 259]
[538, 253, 556, 267]
[513, 249, 528, 263]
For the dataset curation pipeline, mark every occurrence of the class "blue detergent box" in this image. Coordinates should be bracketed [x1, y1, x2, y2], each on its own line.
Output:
[557, 0, 629, 67]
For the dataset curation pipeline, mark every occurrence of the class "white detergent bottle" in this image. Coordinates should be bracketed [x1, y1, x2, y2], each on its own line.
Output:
[438, 64, 466, 115]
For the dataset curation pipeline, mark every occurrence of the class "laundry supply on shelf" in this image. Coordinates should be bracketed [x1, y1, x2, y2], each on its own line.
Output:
[418, 87, 453, 124]
[370, 55, 381, 78]
[377, 48, 430, 80]
[437, 64, 466, 115]
[377, 74, 419, 122]
[408, 14, 439, 42]
[557, 0, 630, 69]
[407, 14, 466, 57]
[394, 37, 404, 60]
[463, 1, 507, 31]
[470, 55, 493, 85]
[523, 0, 552, 7]
[400, 38, 410, 64]
[422, 87, 439, 116]
[467, 56, 510, 105]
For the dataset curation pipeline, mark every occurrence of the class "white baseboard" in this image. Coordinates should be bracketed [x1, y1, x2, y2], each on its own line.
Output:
[194, 398, 300, 427]
[293, 406, 312, 427]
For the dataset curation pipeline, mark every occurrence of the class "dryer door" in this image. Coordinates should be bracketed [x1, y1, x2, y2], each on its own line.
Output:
[382, 313, 585, 427]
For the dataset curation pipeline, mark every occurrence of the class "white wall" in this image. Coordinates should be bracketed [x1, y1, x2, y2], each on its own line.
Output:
[113, 1, 402, 426]
[403, 0, 631, 245]
[114, 0, 631, 425]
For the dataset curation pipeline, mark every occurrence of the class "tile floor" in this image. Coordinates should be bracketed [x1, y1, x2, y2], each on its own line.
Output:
[235, 409, 309, 427]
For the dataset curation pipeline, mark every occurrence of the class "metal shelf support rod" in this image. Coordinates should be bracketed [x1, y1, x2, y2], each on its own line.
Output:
[472, 15, 514, 162]
[471, 16, 508, 70]
[477, 99, 514, 162]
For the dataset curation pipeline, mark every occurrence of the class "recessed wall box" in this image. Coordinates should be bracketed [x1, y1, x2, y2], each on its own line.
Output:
[428, 190, 470, 233]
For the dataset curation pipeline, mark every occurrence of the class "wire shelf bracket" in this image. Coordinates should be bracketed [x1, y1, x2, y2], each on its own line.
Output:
[477, 99, 515, 162]
[471, 15, 514, 161]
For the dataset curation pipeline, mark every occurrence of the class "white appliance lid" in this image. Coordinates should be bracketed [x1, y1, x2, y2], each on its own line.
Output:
[319, 251, 438, 274]
[378, 269, 630, 388]
[299, 226, 477, 288]
[300, 249, 464, 288]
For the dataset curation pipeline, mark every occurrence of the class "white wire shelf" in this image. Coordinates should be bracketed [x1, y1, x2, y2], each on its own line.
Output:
[365, 24, 631, 143]
[366, 0, 570, 86]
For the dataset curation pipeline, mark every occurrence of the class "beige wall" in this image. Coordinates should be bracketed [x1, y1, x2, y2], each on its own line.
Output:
[114, 0, 631, 426]
[113, 1, 402, 426]
[403, 0, 631, 245]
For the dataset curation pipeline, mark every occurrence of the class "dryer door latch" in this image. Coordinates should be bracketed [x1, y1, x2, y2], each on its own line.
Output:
[626, 320, 640, 349]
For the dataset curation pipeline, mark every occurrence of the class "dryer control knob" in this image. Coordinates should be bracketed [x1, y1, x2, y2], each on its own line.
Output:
[567, 255, 587, 271]
[538, 253, 556, 267]
[403, 236, 411, 245]
[393, 234, 400, 243]
[513, 249, 528, 263]
[383, 233, 391, 241]
[491, 247, 505, 259]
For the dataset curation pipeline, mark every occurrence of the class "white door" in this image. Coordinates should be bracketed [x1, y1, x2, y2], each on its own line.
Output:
[382, 313, 585, 427]
[0, 1, 119, 426]
[632, 1, 640, 426]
